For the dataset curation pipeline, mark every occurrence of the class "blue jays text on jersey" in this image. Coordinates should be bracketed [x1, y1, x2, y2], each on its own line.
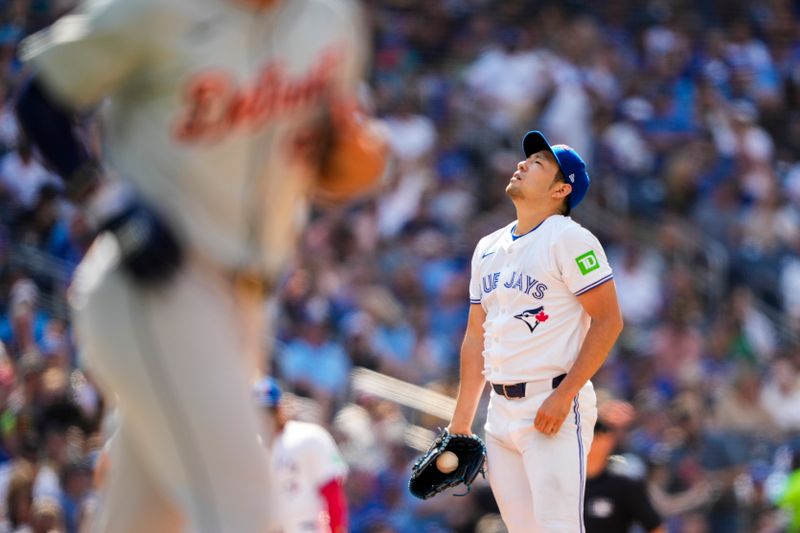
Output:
[481, 270, 549, 300]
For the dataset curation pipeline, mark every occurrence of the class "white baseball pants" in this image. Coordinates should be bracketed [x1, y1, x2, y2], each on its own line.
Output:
[71, 236, 274, 533]
[484, 381, 597, 533]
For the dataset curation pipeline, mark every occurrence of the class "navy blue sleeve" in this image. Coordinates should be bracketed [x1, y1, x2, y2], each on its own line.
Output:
[15, 75, 92, 180]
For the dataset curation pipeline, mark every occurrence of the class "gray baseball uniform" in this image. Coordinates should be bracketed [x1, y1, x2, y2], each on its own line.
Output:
[19, 0, 367, 531]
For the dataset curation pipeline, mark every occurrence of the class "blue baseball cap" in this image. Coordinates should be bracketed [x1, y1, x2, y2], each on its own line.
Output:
[522, 130, 590, 209]
[253, 377, 282, 408]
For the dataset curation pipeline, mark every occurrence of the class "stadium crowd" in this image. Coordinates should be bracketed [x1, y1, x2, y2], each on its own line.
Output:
[0, 0, 798, 531]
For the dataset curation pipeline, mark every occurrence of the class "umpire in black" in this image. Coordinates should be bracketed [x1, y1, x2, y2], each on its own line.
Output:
[584, 417, 664, 533]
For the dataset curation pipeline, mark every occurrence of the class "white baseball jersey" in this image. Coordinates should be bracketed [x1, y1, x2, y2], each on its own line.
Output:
[269, 420, 348, 533]
[469, 215, 613, 383]
[20, 0, 365, 279]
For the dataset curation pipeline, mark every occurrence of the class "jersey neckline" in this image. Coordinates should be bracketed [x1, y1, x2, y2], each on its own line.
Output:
[510, 216, 551, 241]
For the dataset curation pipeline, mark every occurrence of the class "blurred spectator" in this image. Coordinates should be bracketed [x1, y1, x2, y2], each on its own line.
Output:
[464, 27, 547, 134]
[728, 287, 778, 363]
[26, 496, 63, 533]
[2, 460, 33, 532]
[278, 315, 351, 419]
[780, 237, 800, 334]
[725, 19, 781, 108]
[1, 279, 48, 361]
[358, 286, 417, 381]
[662, 393, 744, 532]
[0, 137, 59, 212]
[609, 241, 664, 327]
[58, 460, 90, 533]
[383, 96, 437, 170]
[760, 357, 800, 436]
[714, 366, 779, 437]
[648, 307, 704, 395]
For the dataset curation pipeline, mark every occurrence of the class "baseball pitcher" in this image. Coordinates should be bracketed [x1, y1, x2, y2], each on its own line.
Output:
[14, 0, 387, 531]
[446, 131, 623, 532]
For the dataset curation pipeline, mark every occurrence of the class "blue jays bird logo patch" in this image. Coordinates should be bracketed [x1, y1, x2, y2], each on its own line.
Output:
[514, 306, 549, 333]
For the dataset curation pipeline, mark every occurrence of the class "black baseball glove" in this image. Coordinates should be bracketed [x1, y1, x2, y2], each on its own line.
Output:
[99, 198, 183, 286]
[408, 429, 486, 500]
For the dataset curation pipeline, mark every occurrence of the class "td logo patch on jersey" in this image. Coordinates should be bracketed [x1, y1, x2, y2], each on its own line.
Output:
[514, 306, 549, 333]
[575, 250, 600, 275]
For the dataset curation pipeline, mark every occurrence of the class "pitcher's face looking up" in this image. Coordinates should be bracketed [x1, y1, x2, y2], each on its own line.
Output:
[506, 150, 566, 202]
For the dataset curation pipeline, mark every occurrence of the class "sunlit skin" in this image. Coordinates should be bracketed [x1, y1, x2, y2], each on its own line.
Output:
[506, 150, 570, 200]
[505, 150, 572, 235]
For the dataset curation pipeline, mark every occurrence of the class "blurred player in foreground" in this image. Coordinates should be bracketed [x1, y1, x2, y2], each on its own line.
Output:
[14, 0, 387, 530]
[254, 377, 349, 533]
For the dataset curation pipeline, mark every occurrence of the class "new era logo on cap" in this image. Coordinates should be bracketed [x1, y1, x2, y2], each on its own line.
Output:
[522, 131, 590, 209]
